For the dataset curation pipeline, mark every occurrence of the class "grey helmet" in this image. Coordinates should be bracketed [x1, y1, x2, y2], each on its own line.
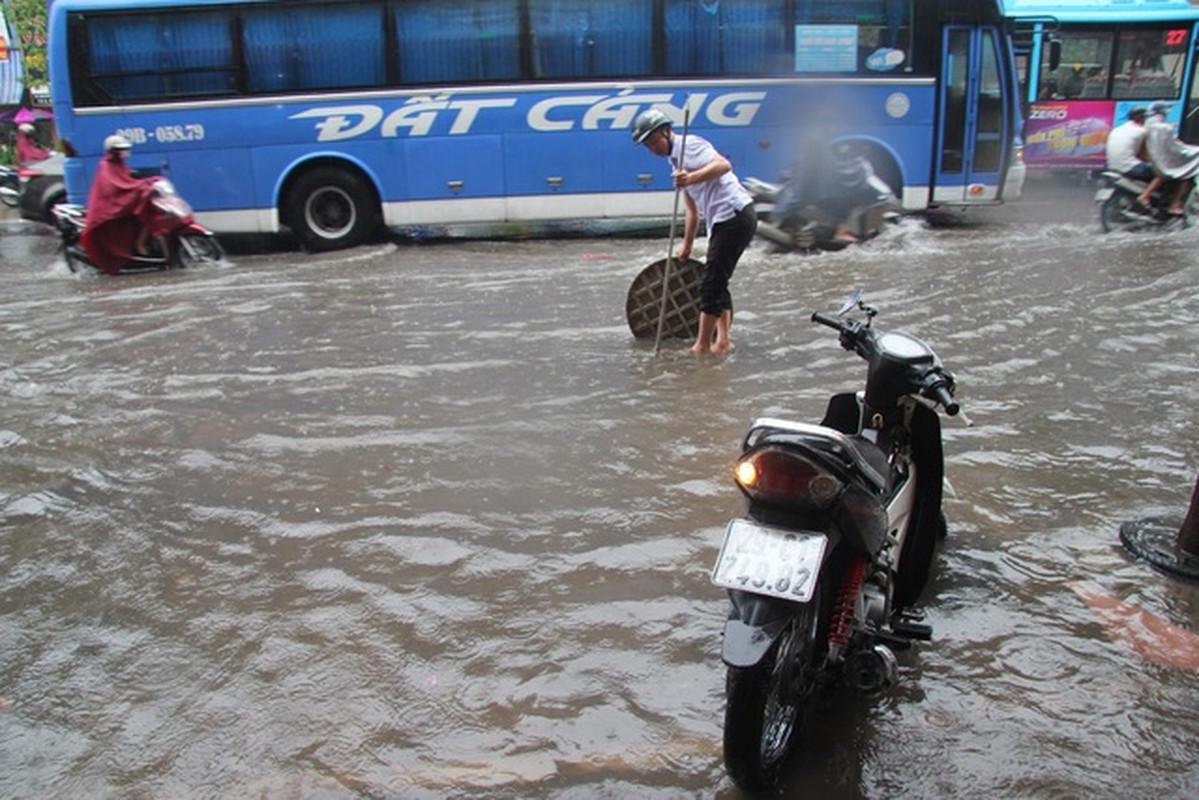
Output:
[104, 134, 133, 152]
[632, 108, 671, 145]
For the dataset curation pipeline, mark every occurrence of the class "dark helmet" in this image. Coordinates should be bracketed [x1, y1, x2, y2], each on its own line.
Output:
[1127, 106, 1148, 122]
[632, 108, 671, 145]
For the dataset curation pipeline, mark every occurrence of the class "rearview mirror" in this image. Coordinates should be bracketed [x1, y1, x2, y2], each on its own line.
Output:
[1048, 38, 1062, 72]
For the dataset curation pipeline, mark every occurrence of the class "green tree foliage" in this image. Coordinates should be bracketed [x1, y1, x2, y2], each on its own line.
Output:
[8, 0, 48, 84]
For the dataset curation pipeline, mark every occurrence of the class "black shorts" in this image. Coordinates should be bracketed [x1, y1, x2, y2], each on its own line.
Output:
[701, 203, 756, 315]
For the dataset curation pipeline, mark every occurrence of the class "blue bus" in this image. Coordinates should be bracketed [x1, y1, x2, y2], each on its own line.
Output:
[48, 0, 1026, 251]
[1000, 0, 1199, 171]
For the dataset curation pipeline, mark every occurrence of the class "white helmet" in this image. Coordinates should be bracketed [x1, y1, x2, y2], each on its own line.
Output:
[18, 123, 34, 134]
[104, 134, 132, 152]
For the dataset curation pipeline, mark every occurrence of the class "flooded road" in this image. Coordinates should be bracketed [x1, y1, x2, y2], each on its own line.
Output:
[1, 187, 1197, 798]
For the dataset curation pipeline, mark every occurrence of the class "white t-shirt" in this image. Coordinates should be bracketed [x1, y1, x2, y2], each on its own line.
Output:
[1105, 120, 1147, 173]
[669, 133, 753, 237]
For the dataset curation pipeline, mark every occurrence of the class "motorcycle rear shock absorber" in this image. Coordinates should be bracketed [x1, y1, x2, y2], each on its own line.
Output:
[827, 556, 868, 661]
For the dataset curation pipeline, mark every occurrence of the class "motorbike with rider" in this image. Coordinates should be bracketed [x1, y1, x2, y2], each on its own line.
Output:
[52, 134, 223, 274]
[1097, 103, 1199, 231]
[749, 138, 901, 252]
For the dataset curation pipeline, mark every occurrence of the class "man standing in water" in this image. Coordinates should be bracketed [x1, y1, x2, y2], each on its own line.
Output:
[633, 109, 756, 354]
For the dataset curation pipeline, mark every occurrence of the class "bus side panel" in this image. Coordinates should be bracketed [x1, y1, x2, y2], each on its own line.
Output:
[504, 132, 607, 199]
[403, 136, 504, 203]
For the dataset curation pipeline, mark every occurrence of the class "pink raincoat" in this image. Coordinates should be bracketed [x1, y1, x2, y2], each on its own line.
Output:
[80, 153, 161, 274]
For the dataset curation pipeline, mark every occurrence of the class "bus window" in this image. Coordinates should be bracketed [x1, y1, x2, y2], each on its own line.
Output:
[976, 29, 1003, 173]
[529, 0, 652, 78]
[395, 0, 520, 84]
[1112, 29, 1186, 99]
[790, 0, 915, 74]
[1037, 31, 1112, 100]
[942, 28, 969, 175]
[663, 0, 786, 76]
[77, 11, 237, 105]
[243, 4, 385, 93]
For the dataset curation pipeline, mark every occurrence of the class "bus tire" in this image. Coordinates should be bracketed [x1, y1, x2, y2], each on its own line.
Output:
[286, 167, 379, 252]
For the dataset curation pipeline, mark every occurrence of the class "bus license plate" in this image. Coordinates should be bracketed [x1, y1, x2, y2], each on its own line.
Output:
[711, 519, 827, 603]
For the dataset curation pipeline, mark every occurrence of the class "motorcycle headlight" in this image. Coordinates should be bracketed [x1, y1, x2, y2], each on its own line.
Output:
[734, 447, 844, 509]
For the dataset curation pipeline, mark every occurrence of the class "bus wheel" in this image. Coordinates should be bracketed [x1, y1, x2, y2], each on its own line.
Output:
[287, 167, 379, 252]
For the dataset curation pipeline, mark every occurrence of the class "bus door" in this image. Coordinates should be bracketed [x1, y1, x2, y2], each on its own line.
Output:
[935, 25, 1013, 203]
[1181, 24, 1199, 144]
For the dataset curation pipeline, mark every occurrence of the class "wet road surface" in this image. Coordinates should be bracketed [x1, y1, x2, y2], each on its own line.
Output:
[1, 184, 1197, 798]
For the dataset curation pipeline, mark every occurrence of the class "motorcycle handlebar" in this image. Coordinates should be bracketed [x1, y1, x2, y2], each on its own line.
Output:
[929, 384, 959, 416]
[813, 305, 964, 419]
[810, 311, 842, 330]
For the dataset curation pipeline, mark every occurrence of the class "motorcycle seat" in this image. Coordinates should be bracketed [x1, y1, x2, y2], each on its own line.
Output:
[1099, 170, 1148, 193]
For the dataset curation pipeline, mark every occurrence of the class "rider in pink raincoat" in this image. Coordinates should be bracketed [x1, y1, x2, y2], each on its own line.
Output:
[80, 135, 162, 274]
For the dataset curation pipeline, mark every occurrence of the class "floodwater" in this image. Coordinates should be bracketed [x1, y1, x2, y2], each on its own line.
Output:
[1, 185, 1197, 799]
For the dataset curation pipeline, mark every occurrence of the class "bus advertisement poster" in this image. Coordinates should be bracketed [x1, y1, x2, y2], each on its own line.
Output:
[1023, 100, 1113, 170]
[794, 25, 859, 73]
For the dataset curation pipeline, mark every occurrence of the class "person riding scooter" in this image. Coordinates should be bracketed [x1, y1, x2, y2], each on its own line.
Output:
[1144, 101, 1199, 216]
[80, 134, 162, 275]
[15, 122, 51, 168]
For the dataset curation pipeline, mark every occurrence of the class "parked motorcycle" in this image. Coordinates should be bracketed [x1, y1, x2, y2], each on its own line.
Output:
[1095, 169, 1194, 233]
[747, 148, 901, 252]
[710, 291, 963, 793]
[51, 178, 224, 274]
[0, 164, 20, 207]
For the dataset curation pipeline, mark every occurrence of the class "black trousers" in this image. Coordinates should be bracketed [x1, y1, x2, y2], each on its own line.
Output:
[700, 203, 756, 316]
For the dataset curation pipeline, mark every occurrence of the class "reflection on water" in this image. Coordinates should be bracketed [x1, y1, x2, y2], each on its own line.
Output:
[1, 197, 1197, 797]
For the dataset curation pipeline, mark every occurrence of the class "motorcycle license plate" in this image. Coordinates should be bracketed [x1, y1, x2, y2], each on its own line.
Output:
[711, 519, 827, 602]
[1094, 187, 1114, 202]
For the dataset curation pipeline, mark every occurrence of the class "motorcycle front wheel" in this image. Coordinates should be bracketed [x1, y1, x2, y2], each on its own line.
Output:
[722, 585, 825, 793]
[176, 234, 225, 269]
[61, 241, 80, 272]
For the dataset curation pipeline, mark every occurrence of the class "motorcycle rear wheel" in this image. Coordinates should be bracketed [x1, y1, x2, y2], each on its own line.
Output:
[1100, 192, 1138, 233]
[722, 585, 824, 793]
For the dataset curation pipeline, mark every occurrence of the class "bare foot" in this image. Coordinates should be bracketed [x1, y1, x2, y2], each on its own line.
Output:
[690, 343, 712, 354]
[712, 341, 735, 355]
